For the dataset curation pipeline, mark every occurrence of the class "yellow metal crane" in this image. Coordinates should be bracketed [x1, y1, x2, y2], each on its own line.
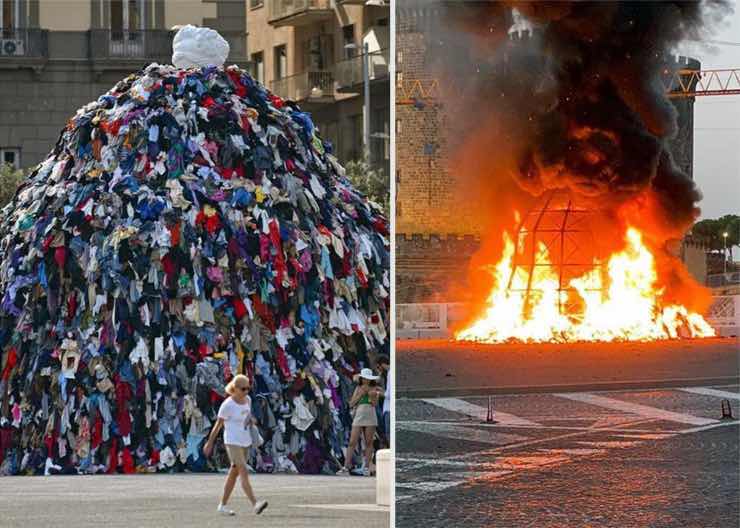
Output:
[663, 68, 740, 98]
[397, 68, 740, 105]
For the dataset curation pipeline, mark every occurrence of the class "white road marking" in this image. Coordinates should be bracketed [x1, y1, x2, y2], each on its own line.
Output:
[398, 480, 469, 493]
[538, 448, 606, 456]
[397, 421, 528, 445]
[400, 419, 671, 434]
[402, 453, 595, 498]
[554, 392, 717, 426]
[588, 416, 642, 429]
[421, 397, 541, 427]
[678, 420, 740, 434]
[615, 433, 676, 440]
[398, 456, 476, 468]
[398, 389, 736, 503]
[402, 454, 571, 471]
[679, 387, 740, 400]
[576, 440, 641, 449]
[410, 418, 657, 462]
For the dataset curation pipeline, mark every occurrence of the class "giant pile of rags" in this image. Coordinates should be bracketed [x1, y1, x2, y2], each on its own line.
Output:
[0, 27, 389, 476]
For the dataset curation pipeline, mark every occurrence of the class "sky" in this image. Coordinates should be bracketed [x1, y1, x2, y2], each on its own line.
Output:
[681, 1, 740, 219]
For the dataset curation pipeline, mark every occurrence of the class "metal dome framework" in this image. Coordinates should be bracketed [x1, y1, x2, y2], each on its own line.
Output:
[506, 190, 605, 318]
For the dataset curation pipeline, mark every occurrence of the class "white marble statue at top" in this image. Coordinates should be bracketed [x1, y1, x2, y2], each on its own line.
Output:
[171, 25, 229, 69]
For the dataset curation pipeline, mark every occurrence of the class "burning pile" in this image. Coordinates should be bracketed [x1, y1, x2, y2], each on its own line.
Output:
[435, 1, 729, 343]
[0, 29, 389, 475]
[456, 215, 715, 343]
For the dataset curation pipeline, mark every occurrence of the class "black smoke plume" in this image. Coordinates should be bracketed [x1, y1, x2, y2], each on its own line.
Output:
[433, 0, 732, 238]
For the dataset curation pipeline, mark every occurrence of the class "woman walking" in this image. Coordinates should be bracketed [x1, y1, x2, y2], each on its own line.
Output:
[204, 374, 268, 516]
[337, 368, 382, 476]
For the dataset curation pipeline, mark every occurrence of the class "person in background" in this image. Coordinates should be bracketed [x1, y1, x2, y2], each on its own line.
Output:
[204, 374, 268, 516]
[377, 355, 391, 447]
[337, 368, 383, 476]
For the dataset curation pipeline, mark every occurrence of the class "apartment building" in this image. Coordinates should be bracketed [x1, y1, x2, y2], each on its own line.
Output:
[0, 0, 248, 170]
[246, 0, 390, 172]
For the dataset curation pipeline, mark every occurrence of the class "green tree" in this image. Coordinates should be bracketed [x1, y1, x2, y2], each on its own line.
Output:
[343, 158, 389, 215]
[692, 215, 740, 251]
[0, 163, 24, 209]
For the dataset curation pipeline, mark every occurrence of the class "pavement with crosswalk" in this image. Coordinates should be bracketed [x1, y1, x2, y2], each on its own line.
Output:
[396, 384, 740, 527]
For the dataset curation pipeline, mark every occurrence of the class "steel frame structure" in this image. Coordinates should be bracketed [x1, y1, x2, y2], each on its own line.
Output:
[505, 190, 603, 318]
[662, 68, 740, 98]
[396, 78, 440, 105]
[398, 68, 740, 105]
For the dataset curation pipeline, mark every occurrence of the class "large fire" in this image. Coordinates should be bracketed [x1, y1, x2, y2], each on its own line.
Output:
[455, 226, 715, 343]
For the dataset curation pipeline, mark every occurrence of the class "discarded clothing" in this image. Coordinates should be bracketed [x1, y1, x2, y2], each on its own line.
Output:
[0, 61, 389, 476]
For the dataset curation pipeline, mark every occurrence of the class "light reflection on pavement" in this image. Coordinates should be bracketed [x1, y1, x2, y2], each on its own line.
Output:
[397, 386, 740, 527]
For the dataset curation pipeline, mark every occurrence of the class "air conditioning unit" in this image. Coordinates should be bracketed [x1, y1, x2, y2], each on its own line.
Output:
[0, 39, 25, 56]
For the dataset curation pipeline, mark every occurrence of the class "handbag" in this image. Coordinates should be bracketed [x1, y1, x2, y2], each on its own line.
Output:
[249, 423, 264, 448]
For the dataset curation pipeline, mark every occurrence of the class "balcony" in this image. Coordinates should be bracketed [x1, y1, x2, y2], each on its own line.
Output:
[270, 70, 335, 103]
[269, 0, 334, 28]
[2, 28, 249, 70]
[87, 29, 247, 69]
[338, 0, 389, 4]
[0, 29, 49, 64]
[335, 48, 389, 92]
[89, 29, 173, 63]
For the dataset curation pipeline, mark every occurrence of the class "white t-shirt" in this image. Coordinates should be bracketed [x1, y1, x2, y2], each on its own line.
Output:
[217, 396, 253, 447]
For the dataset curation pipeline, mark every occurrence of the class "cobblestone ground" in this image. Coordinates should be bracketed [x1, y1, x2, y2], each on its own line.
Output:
[397, 386, 740, 527]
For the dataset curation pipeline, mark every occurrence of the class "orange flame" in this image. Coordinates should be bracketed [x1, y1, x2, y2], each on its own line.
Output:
[455, 227, 715, 343]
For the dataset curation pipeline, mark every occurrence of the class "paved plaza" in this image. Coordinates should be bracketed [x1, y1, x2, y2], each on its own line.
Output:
[397, 337, 740, 396]
[397, 384, 740, 527]
[0, 473, 389, 528]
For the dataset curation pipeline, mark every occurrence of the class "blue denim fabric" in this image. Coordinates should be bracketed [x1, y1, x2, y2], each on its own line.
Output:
[320, 246, 333, 280]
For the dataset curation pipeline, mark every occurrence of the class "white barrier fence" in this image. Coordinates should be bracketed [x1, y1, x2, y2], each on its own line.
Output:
[397, 296, 740, 339]
[396, 303, 464, 339]
[375, 449, 391, 506]
[707, 295, 740, 337]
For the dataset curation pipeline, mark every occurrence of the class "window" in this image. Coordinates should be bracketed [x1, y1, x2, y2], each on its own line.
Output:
[274, 45, 287, 80]
[251, 51, 264, 83]
[0, 0, 18, 36]
[1, 148, 20, 169]
[346, 115, 363, 161]
[110, 0, 144, 39]
[342, 24, 355, 60]
[371, 109, 389, 163]
[303, 34, 333, 71]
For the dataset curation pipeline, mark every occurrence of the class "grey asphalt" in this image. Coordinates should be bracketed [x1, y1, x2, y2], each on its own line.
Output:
[397, 337, 740, 397]
[0, 473, 389, 528]
[396, 386, 740, 527]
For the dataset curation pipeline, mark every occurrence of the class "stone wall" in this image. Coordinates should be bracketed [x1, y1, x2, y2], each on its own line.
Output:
[396, 234, 480, 303]
[396, 23, 481, 236]
[0, 64, 139, 168]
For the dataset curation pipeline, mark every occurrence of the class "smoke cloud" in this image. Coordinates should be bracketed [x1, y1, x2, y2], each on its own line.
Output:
[409, 0, 731, 312]
[431, 0, 731, 238]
